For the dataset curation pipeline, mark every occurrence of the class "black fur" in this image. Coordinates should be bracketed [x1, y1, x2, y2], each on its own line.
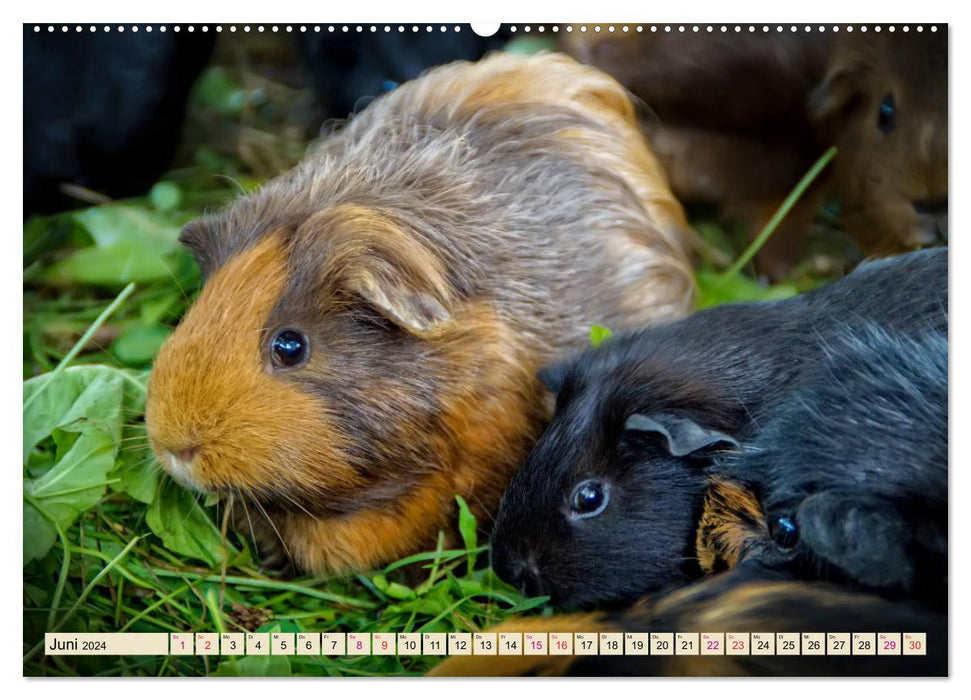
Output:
[721, 325, 948, 608]
[490, 248, 946, 608]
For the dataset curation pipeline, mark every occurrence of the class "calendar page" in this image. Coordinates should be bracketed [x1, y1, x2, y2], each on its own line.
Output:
[22, 16, 948, 680]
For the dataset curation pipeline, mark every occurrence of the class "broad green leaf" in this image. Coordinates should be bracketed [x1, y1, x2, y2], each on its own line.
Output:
[42, 241, 184, 287]
[23, 365, 134, 462]
[113, 444, 161, 505]
[23, 502, 56, 564]
[146, 480, 236, 566]
[111, 324, 172, 366]
[72, 204, 183, 252]
[589, 324, 613, 348]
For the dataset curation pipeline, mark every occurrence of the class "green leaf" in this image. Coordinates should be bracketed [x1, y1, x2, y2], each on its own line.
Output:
[589, 324, 613, 348]
[23, 365, 134, 462]
[22, 365, 142, 562]
[72, 204, 183, 252]
[370, 574, 416, 601]
[454, 495, 477, 551]
[145, 480, 236, 566]
[503, 37, 558, 55]
[695, 269, 798, 309]
[149, 182, 182, 213]
[190, 67, 249, 117]
[111, 324, 172, 366]
[112, 445, 161, 505]
[42, 242, 185, 287]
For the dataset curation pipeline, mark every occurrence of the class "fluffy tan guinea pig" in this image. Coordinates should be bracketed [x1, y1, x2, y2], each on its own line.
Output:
[145, 51, 694, 575]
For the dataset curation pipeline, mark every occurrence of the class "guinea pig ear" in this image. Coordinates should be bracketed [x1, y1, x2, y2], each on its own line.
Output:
[809, 60, 867, 125]
[625, 413, 740, 458]
[178, 219, 221, 279]
[305, 205, 454, 335]
[348, 268, 451, 333]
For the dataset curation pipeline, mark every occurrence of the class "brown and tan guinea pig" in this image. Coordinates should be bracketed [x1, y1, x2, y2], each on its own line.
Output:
[563, 29, 947, 277]
[144, 52, 694, 576]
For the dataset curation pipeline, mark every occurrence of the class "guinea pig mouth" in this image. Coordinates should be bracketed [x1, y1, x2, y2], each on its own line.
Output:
[158, 449, 207, 492]
[912, 199, 948, 245]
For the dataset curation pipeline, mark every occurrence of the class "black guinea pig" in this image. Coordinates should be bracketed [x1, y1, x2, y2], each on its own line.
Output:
[490, 247, 947, 608]
[717, 324, 947, 608]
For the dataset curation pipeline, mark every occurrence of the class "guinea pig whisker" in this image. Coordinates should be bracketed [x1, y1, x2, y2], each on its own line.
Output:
[249, 493, 294, 565]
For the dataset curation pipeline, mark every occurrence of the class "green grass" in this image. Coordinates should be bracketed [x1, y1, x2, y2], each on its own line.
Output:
[22, 48, 847, 677]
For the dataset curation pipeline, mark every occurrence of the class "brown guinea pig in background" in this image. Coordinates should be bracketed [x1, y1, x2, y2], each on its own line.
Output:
[563, 29, 947, 277]
[144, 52, 695, 576]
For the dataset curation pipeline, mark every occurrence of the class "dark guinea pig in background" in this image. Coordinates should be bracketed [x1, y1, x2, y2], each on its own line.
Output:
[563, 28, 948, 276]
[709, 324, 947, 609]
[23, 25, 506, 216]
[490, 247, 946, 608]
[144, 52, 694, 576]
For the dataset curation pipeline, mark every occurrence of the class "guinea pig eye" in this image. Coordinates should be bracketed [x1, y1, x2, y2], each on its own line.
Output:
[569, 480, 609, 518]
[270, 329, 309, 369]
[877, 95, 896, 132]
[770, 516, 800, 549]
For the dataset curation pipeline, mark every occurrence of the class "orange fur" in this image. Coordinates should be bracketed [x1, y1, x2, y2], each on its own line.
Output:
[695, 480, 768, 574]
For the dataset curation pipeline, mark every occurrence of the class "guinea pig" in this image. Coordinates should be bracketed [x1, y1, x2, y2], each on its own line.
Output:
[563, 29, 947, 276]
[712, 324, 947, 607]
[489, 247, 946, 608]
[144, 52, 695, 576]
[429, 567, 946, 676]
[810, 30, 948, 253]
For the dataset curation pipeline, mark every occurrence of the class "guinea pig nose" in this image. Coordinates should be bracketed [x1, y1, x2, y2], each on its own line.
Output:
[171, 444, 202, 464]
[516, 566, 546, 598]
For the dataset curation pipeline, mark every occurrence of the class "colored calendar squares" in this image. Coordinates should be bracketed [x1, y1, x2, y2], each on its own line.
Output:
[549, 632, 573, 655]
[321, 633, 346, 656]
[801, 633, 825, 656]
[448, 632, 472, 655]
[675, 632, 699, 655]
[750, 633, 774, 655]
[853, 632, 876, 655]
[776, 632, 800, 656]
[701, 632, 724, 656]
[903, 633, 926, 656]
[827, 633, 851, 656]
[473, 632, 498, 655]
[422, 633, 447, 655]
[650, 632, 674, 656]
[878, 633, 902, 656]
[397, 633, 422, 655]
[347, 632, 371, 655]
[297, 633, 321, 655]
[41, 630, 930, 657]
[195, 633, 218, 656]
[524, 632, 547, 656]
[499, 632, 522, 655]
[726, 632, 749, 656]
[573, 633, 598, 655]
[624, 633, 650, 656]
[600, 632, 624, 656]
[372, 633, 396, 656]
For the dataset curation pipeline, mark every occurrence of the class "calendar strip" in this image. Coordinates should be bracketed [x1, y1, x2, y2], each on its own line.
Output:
[44, 632, 927, 657]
